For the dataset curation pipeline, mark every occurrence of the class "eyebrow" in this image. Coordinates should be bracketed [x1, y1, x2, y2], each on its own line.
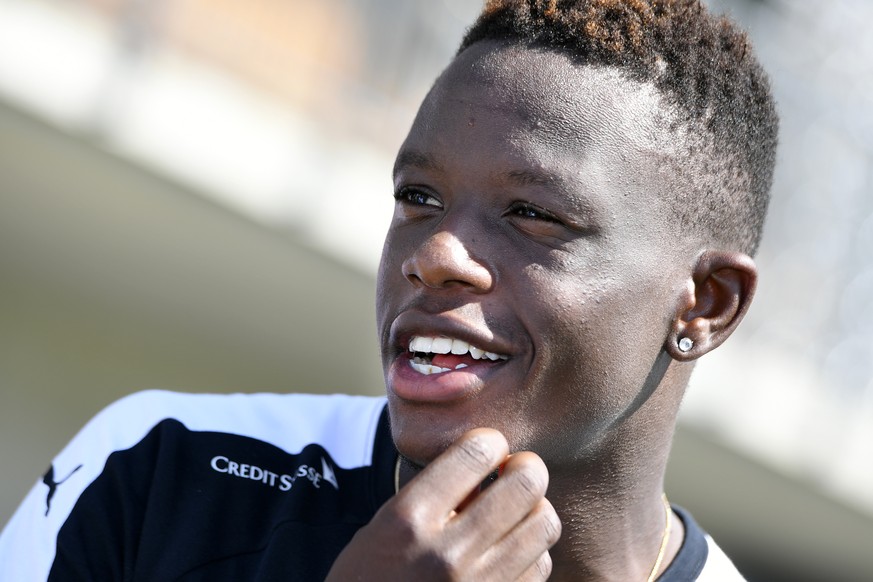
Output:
[393, 150, 557, 188]
[393, 150, 443, 178]
[505, 169, 555, 188]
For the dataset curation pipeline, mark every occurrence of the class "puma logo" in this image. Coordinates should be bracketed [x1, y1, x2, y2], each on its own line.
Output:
[42, 464, 82, 516]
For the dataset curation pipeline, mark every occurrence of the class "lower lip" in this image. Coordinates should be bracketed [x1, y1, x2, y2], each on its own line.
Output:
[388, 356, 504, 403]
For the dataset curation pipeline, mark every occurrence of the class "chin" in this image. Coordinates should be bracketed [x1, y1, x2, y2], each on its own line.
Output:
[386, 398, 487, 465]
[391, 429, 459, 467]
[386, 395, 531, 468]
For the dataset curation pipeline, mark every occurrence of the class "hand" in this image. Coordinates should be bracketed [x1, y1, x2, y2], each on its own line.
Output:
[326, 428, 561, 581]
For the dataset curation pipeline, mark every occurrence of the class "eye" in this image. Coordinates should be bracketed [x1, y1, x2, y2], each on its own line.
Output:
[508, 202, 561, 223]
[505, 201, 584, 246]
[394, 187, 442, 208]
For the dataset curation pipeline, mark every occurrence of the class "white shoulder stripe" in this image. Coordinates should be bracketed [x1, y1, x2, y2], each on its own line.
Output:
[0, 390, 387, 582]
[93, 390, 387, 468]
[696, 535, 747, 581]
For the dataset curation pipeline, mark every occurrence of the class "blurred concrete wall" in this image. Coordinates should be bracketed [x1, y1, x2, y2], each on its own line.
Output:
[0, 102, 383, 527]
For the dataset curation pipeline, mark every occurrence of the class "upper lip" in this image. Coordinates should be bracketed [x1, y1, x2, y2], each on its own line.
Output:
[388, 310, 514, 360]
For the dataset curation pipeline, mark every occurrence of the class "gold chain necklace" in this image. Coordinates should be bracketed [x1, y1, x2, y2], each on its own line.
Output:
[394, 455, 402, 493]
[646, 493, 672, 582]
[393, 457, 672, 582]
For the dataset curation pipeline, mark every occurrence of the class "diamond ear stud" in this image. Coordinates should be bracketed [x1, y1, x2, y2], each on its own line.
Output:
[678, 337, 694, 352]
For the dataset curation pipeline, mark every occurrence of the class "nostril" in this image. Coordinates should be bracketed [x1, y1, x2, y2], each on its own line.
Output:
[402, 231, 493, 292]
[402, 261, 425, 287]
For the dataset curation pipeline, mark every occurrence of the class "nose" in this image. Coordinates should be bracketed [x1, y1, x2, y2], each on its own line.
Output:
[402, 230, 493, 292]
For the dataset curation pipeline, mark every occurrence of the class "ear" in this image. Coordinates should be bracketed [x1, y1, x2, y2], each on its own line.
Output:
[665, 250, 757, 361]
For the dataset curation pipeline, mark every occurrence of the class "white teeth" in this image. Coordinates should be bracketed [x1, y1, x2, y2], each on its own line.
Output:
[455, 363, 468, 370]
[409, 336, 433, 353]
[451, 339, 470, 354]
[431, 337, 453, 354]
[408, 336, 508, 362]
[409, 360, 450, 375]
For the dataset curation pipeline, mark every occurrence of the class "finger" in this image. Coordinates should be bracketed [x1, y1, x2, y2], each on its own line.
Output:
[449, 451, 549, 553]
[396, 428, 509, 521]
[475, 497, 562, 580]
[456, 460, 505, 512]
[516, 551, 553, 582]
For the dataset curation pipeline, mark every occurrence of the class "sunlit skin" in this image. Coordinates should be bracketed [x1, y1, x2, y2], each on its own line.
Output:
[379, 41, 697, 468]
[329, 40, 757, 581]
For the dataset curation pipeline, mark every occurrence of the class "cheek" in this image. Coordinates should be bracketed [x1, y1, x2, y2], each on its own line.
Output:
[520, 261, 670, 398]
[375, 266, 401, 338]
[519, 261, 607, 339]
[518, 264, 604, 388]
[376, 231, 407, 303]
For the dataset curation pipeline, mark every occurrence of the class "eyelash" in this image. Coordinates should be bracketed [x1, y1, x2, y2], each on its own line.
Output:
[508, 202, 561, 223]
[394, 190, 563, 228]
[394, 187, 441, 208]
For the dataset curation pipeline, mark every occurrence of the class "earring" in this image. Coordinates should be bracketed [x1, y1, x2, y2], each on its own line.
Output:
[678, 337, 694, 353]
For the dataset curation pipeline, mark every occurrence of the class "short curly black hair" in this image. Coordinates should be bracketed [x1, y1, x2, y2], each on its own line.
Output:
[459, 0, 779, 255]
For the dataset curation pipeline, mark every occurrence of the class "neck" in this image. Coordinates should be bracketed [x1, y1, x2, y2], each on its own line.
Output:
[544, 387, 686, 581]
[545, 464, 682, 581]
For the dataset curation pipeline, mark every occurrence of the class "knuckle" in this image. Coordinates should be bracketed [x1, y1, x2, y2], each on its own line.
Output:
[536, 552, 553, 580]
[380, 503, 469, 580]
[455, 433, 496, 472]
[423, 549, 463, 581]
[540, 507, 562, 545]
[381, 500, 424, 539]
[512, 466, 547, 503]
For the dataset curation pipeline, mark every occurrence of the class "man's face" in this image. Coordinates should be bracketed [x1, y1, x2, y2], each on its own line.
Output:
[377, 42, 691, 466]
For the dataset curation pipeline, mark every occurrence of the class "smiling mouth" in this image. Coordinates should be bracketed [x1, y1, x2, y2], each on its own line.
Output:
[407, 335, 509, 375]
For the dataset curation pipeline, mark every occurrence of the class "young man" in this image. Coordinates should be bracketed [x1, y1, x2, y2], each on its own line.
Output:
[0, 1, 777, 580]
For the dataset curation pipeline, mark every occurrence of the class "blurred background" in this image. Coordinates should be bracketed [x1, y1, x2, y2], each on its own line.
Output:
[0, 0, 871, 579]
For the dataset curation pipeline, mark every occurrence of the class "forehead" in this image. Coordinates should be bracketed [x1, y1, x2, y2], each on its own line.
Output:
[402, 41, 681, 169]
